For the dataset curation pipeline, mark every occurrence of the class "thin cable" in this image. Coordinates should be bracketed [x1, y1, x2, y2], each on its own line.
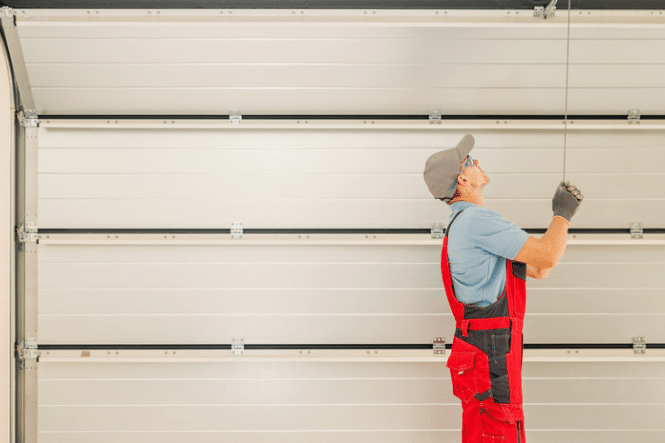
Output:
[563, 0, 572, 183]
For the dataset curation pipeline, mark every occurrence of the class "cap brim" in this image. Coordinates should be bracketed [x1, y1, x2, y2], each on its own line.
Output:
[456, 134, 475, 160]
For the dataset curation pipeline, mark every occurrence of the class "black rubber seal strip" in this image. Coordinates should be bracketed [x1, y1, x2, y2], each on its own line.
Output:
[39, 114, 665, 121]
[37, 228, 665, 235]
[37, 343, 665, 351]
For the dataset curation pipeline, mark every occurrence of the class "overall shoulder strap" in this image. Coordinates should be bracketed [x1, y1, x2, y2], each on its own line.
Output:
[445, 210, 465, 237]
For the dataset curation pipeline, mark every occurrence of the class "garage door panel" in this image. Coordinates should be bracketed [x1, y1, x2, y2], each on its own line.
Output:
[39, 404, 448, 432]
[524, 315, 664, 343]
[22, 38, 567, 65]
[37, 431, 457, 443]
[527, 289, 665, 315]
[36, 360, 665, 442]
[40, 379, 445, 406]
[38, 314, 448, 345]
[40, 313, 665, 345]
[37, 244, 439, 264]
[29, 64, 566, 89]
[35, 430, 665, 443]
[39, 377, 665, 407]
[527, 405, 665, 429]
[18, 24, 568, 41]
[38, 361, 446, 381]
[37, 242, 665, 344]
[568, 89, 665, 114]
[39, 263, 440, 289]
[32, 87, 568, 115]
[39, 289, 444, 315]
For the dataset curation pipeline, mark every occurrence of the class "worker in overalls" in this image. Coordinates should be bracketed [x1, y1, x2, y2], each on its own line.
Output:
[423, 134, 583, 443]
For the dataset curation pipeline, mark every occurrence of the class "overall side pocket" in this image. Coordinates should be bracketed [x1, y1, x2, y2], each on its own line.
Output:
[446, 352, 478, 403]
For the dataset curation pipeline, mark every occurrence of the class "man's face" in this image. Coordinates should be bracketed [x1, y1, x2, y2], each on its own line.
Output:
[459, 155, 490, 188]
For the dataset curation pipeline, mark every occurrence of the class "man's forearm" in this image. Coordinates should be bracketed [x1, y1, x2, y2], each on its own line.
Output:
[541, 216, 570, 268]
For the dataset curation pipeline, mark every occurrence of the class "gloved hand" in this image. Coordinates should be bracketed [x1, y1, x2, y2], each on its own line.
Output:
[552, 181, 583, 222]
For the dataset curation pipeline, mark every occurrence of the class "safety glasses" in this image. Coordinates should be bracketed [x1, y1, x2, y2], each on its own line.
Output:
[462, 155, 474, 172]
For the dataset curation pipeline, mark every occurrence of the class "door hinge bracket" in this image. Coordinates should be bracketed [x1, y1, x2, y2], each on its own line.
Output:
[18, 109, 39, 128]
[17, 222, 38, 243]
[17, 339, 39, 361]
[630, 222, 643, 239]
[0, 7, 15, 23]
[433, 337, 446, 355]
[534, 0, 557, 19]
[231, 222, 243, 239]
[431, 223, 444, 239]
[232, 338, 245, 355]
[628, 109, 641, 124]
[429, 109, 442, 124]
[632, 337, 646, 355]
[229, 110, 242, 124]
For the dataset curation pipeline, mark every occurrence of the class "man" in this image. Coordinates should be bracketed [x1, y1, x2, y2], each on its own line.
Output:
[423, 134, 583, 443]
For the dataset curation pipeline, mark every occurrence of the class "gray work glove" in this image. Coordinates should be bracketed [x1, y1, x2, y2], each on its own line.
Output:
[552, 181, 584, 222]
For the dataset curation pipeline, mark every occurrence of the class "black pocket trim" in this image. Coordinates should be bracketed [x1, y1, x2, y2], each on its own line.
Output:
[512, 260, 526, 281]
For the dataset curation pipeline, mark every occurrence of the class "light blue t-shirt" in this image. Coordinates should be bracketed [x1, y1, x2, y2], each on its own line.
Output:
[446, 201, 530, 307]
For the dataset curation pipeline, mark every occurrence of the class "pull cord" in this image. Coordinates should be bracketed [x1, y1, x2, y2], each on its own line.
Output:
[562, 0, 572, 183]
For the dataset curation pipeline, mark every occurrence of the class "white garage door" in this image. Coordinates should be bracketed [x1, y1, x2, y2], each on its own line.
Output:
[8, 6, 665, 443]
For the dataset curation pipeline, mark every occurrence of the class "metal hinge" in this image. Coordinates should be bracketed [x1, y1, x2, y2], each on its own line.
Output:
[628, 109, 641, 124]
[232, 338, 245, 355]
[429, 109, 442, 124]
[17, 222, 38, 243]
[431, 223, 444, 239]
[534, 0, 557, 19]
[18, 109, 39, 128]
[231, 222, 243, 239]
[17, 339, 39, 361]
[0, 6, 14, 19]
[433, 337, 446, 355]
[229, 110, 242, 124]
[632, 337, 646, 355]
[630, 222, 643, 239]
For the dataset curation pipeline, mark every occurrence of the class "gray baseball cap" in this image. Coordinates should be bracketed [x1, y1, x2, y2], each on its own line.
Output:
[423, 134, 475, 200]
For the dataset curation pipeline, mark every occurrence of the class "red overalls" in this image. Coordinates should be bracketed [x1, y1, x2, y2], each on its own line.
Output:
[441, 210, 527, 443]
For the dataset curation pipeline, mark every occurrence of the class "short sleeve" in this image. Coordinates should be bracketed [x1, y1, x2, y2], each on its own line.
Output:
[467, 210, 530, 260]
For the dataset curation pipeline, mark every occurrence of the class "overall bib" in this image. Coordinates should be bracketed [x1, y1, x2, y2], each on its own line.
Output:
[441, 211, 527, 443]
